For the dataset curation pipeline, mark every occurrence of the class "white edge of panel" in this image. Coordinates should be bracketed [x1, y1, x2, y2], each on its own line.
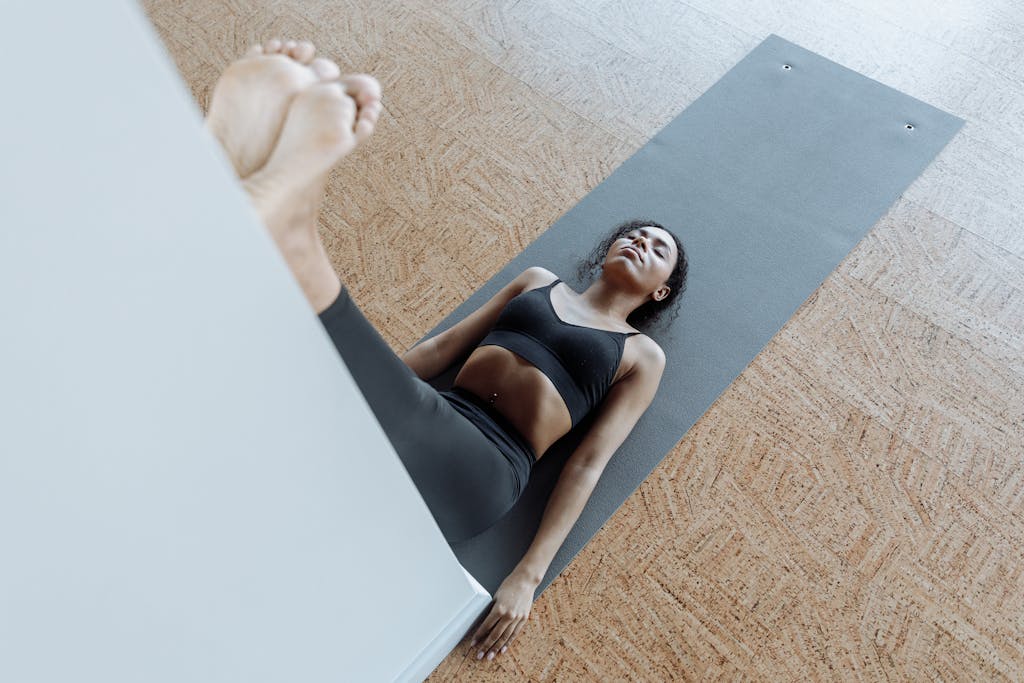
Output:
[395, 566, 492, 682]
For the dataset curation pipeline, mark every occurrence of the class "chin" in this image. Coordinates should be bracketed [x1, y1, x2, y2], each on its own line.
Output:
[603, 262, 642, 284]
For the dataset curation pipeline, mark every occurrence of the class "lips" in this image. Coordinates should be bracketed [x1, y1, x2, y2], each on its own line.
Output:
[623, 244, 643, 262]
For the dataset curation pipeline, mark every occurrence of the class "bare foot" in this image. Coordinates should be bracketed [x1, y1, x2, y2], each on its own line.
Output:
[243, 74, 382, 311]
[205, 39, 342, 178]
[205, 39, 383, 312]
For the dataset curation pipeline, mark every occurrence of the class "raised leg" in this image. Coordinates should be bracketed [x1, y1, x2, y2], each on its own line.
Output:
[204, 39, 382, 313]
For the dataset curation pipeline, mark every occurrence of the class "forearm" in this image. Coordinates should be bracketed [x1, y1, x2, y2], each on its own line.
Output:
[401, 338, 445, 380]
[515, 463, 602, 585]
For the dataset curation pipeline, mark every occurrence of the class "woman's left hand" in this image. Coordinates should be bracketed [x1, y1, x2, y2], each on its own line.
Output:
[469, 569, 538, 661]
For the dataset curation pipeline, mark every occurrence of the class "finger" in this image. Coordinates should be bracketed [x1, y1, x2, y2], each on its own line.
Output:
[491, 619, 520, 658]
[469, 608, 502, 648]
[506, 619, 528, 649]
[477, 615, 510, 659]
[489, 620, 524, 659]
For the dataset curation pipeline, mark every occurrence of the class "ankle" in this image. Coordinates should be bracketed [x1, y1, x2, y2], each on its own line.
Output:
[277, 235, 342, 315]
[306, 266, 343, 315]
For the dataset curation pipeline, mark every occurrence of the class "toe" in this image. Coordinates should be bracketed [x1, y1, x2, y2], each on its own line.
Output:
[264, 38, 283, 53]
[358, 100, 382, 125]
[283, 40, 298, 55]
[309, 57, 341, 81]
[293, 81, 358, 148]
[246, 44, 264, 57]
[291, 40, 316, 64]
[354, 118, 376, 144]
[354, 102, 381, 143]
[339, 74, 382, 108]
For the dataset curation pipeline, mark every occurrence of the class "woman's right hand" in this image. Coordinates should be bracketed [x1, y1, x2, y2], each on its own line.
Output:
[469, 569, 539, 661]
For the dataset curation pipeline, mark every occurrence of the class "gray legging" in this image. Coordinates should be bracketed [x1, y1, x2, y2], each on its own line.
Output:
[317, 286, 535, 544]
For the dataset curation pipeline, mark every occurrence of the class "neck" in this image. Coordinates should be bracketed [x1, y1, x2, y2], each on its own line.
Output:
[580, 273, 649, 323]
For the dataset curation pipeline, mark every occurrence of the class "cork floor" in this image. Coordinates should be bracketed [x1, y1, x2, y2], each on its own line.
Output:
[141, 0, 1024, 680]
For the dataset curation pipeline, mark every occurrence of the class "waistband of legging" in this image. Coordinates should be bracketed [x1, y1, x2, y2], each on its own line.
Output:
[444, 386, 537, 465]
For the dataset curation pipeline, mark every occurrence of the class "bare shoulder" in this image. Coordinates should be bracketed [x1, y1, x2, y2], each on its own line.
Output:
[624, 333, 666, 376]
[517, 266, 559, 291]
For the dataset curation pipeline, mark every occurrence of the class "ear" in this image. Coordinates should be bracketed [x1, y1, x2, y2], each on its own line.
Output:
[652, 284, 671, 302]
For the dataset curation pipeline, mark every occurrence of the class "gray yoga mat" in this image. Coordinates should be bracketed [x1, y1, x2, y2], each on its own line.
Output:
[423, 34, 964, 597]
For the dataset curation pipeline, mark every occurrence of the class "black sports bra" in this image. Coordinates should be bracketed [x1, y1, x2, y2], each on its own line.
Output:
[477, 279, 640, 427]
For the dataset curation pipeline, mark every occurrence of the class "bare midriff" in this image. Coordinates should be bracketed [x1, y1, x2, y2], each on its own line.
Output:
[452, 345, 572, 461]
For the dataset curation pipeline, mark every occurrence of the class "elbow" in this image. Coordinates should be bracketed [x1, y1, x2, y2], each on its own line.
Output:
[402, 338, 440, 380]
[565, 458, 608, 482]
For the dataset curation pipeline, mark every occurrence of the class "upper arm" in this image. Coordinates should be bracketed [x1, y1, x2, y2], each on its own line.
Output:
[428, 266, 556, 363]
[566, 336, 666, 474]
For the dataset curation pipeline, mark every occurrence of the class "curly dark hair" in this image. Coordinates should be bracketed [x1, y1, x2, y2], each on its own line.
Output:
[573, 218, 688, 331]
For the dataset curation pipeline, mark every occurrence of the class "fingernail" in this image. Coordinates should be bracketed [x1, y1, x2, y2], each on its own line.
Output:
[487, 652, 495, 661]
[501, 646, 507, 653]
[476, 651, 484, 660]
[469, 639, 476, 647]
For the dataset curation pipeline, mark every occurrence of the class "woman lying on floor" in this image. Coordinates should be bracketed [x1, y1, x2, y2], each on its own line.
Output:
[205, 39, 688, 663]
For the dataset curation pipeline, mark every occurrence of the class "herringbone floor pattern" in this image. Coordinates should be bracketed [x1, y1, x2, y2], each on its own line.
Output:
[143, 1, 1024, 679]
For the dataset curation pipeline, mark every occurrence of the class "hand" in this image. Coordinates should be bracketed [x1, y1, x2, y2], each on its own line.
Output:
[469, 570, 538, 661]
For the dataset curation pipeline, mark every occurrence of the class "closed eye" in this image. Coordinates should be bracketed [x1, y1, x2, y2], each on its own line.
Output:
[631, 228, 671, 258]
